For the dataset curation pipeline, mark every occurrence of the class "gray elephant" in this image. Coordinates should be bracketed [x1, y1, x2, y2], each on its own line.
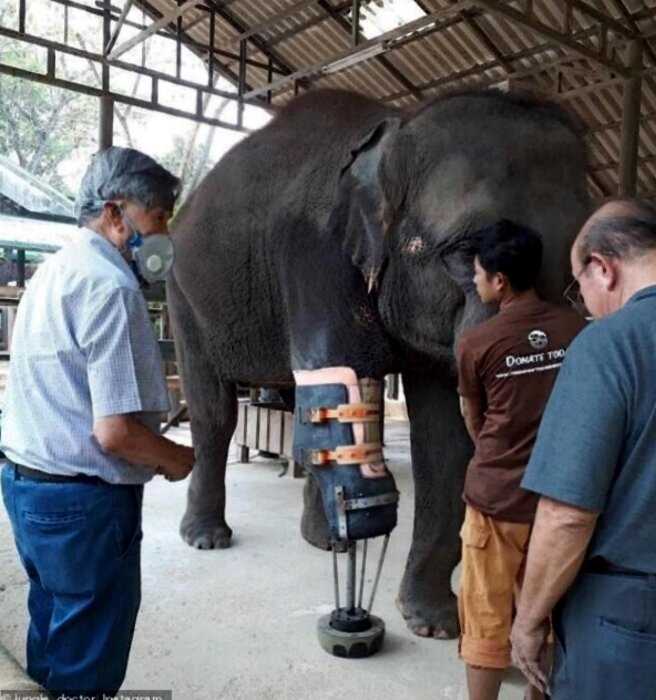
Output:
[167, 88, 589, 638]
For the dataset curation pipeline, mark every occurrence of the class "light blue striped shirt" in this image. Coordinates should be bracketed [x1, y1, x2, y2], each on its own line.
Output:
[1, 228, 170, 484]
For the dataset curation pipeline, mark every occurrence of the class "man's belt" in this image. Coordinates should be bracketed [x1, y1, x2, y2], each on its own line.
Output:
[14, 462, 105, 486]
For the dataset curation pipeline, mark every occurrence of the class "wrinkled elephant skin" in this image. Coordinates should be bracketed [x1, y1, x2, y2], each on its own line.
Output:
[167, 89, 589, 639]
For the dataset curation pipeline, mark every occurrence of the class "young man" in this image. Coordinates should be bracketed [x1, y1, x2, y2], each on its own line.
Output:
[456, 219, 586, 700]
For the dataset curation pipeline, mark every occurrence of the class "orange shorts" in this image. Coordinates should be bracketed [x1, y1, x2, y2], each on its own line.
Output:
[458, 504, 531, 669]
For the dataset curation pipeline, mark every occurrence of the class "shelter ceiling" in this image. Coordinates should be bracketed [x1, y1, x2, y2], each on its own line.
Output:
[131, 0, 656, 197]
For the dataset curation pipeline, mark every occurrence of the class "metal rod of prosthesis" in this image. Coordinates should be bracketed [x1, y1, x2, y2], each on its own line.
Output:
[346, 541, 357, 612]
[332, 547, 340, 610]
[358, 539, 368, 610]
[367, 534, 390, 615]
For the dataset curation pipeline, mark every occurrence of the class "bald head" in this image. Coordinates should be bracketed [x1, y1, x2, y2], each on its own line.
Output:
[574, 198, 656, 265]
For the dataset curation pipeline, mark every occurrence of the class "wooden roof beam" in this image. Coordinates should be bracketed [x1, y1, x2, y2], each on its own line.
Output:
[589, 111, 656, 134]
[316, 0, 422, 101]
[108, 0, 202, 60]
[460, 8, 513, 74]
[268, 1, 351, 47]
[104, 0, 135, 55]
[472, 0, 632, 78]
[592, 153, 656, 173]
[588, 172, 610, 198]
[244, 0, 476, 100]
[426, 0, 514, 74]
[207, 0, 295, 78]
[131, 0, 248, 90]
[566, 1, 636, 40]
[607, 0, 656, 66]
[230, 0, 319, 46]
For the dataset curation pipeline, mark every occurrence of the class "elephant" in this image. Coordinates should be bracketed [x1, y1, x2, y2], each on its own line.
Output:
[167, 87, 589, 639]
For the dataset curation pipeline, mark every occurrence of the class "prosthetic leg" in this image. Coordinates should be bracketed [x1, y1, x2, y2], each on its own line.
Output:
[294, 368, 399, 658]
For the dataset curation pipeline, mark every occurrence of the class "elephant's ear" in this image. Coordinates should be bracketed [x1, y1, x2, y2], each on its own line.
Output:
[334, 117, 403, 292]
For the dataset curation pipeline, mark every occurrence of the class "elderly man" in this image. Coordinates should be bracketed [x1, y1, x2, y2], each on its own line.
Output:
[510, 198, 656, 699]
[0, 147, 194, 697]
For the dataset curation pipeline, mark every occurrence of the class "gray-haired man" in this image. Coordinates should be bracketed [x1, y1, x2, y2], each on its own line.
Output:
[511, 198, 656, 698]
[1, 147, 194, 697]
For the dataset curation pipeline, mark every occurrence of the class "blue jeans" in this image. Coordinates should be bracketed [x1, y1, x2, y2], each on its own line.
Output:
[1, 463, 143, 697]
[552, 571, 656, 699]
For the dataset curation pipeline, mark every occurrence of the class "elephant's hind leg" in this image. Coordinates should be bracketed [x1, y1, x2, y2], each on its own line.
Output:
[168, 273, 237, 550]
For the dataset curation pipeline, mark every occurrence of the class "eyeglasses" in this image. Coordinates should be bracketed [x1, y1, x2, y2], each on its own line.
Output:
[563, 256, 591, 314]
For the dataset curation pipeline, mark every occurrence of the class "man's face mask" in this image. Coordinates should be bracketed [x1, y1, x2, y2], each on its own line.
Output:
[121, 211, 175, 285]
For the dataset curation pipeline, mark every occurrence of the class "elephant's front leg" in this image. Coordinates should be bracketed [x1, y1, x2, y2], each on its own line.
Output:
[294, 368, 398, 547]
[397, 370, 472, 639]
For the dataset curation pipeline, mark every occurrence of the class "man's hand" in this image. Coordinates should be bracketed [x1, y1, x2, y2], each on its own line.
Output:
[511, 498, 598, 695]
[94, 414, 195, 479]
[157, 445, 195, 482]
[511, 616, 551, 694]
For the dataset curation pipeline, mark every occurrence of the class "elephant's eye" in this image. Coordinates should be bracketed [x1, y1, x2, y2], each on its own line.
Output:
[402, 237, 426, 255]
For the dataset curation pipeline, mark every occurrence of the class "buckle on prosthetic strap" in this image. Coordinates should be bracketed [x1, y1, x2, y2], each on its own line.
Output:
[306, 403, 380, 425]
[311, 443, 383, 466]
[293, 381, 398, 542]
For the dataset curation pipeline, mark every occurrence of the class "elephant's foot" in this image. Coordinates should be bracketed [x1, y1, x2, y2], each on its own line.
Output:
[180, 510, 233, 550]
[395, 592, 460, 640]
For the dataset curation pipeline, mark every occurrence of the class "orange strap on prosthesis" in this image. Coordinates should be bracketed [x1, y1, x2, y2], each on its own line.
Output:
[309, 403, 380, 424]
[310, 442, 383, 466]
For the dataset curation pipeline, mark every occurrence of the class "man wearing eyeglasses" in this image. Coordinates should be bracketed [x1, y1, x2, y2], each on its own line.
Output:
[511, 198, 656, 699]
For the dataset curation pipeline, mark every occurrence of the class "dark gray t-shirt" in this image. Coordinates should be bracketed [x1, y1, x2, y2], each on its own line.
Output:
[522, 285, 656, 573]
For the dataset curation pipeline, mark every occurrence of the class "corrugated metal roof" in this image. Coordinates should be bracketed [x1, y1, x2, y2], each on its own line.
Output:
[140, 0, 656, 198]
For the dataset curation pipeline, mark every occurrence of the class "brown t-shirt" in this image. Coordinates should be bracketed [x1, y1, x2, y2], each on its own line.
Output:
[457, 296, 586, 523]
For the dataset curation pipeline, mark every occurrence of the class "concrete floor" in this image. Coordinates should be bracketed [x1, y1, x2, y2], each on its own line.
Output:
[0, 421, 527, 700]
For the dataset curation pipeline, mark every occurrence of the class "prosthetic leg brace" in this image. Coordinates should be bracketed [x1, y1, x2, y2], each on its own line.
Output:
[293, 368, 399, 658]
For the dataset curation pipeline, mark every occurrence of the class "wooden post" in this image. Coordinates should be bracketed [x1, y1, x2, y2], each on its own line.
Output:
[99, 0, 113, 150]
[99, 95, 114, 150]
[16, 249, 25, 288]
[619, 39, 643, 197]
[352, 0, 361, 46]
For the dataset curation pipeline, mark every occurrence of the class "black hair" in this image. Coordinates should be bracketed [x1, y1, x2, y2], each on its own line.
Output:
[578, 199, 656, 263]
[474, 219, 543, 292]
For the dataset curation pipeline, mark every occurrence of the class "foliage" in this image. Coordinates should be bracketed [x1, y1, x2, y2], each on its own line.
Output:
[0, 60, 97, 196]
[0, 2, 235, 202]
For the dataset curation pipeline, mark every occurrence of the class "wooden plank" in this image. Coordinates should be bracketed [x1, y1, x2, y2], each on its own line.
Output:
[245, 404, 259, 450]
[282, 411, 294, 459]
[258, 405, 269, 451]
[269, 409, 283, 456]
[235, 401, 247, 446]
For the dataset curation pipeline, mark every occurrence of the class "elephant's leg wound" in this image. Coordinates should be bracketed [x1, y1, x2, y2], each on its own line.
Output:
[293, 368, 398, 658]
